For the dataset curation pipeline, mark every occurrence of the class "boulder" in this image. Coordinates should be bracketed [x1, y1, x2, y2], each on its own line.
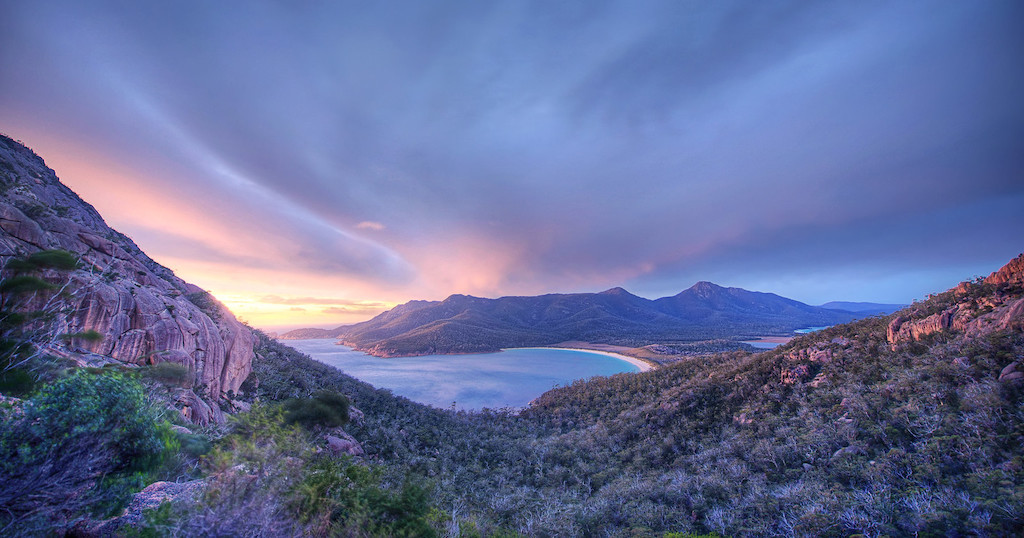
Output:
[831, 445, 866, 460]
[175, 389, 225, 426]
[325, 430, 365, 457]
[999, 361, 1024, 383]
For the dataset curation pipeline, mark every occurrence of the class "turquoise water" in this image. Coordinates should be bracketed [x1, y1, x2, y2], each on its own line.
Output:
[281, 339, 641, 410]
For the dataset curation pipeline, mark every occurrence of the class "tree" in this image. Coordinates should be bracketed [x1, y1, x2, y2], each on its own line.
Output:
[0, 249, 83, 392]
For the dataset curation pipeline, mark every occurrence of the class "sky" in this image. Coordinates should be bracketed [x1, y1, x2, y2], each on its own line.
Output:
[1, 0, 1022, 331]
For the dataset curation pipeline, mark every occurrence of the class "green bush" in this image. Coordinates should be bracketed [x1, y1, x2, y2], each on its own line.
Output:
[282, 390, 350, 430]
[26, 370, 163, 467]
[295, 457, 437, 537]
[146, 361, 193, 387]
[4, 249, 79, 273]
[0, 370, 168, 532]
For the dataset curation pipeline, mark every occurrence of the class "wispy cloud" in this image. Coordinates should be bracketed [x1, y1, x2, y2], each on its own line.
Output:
[1, 0, 1021, 325]
[259, 295, 389, 308]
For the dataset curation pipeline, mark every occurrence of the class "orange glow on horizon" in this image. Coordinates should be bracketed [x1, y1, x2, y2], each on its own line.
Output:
[8, 131, 661, 333]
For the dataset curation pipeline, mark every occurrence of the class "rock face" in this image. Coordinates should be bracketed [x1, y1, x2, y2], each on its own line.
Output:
[886, 253, 1024, 349]
[985, 253, 1024, 286]
[886, 309, 957, 345]
[0, 134, 255, 424]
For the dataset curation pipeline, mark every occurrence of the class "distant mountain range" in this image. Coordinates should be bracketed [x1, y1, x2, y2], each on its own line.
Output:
[818, 301, 906, 315]
[282, 282, 875, 357]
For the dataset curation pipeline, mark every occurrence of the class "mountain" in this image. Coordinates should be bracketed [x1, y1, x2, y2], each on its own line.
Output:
[0, 134, 255, 424]
[335, 281, 860, 357]
[278, 300, 439, 340]
[819, 300, 906, 315]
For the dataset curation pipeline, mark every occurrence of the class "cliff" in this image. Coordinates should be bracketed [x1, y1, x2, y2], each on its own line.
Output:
[0, 134, 254, 424]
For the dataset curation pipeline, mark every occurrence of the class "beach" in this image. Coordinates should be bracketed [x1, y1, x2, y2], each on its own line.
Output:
[508, 347, 655, 372]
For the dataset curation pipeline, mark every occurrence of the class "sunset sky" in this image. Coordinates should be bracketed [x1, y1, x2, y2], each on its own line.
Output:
[1, 1, 1022, 331]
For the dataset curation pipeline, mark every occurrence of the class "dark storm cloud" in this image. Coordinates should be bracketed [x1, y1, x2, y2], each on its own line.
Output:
[1, 0, 1022, 304]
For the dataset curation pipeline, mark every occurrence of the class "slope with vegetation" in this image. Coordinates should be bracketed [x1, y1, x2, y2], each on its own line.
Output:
[162, 252, 1019, 536]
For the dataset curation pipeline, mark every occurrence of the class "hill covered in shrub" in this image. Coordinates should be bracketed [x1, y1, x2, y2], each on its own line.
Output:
[225, 253, 1024, 536]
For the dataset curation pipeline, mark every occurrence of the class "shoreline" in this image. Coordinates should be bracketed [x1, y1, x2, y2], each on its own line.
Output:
[505, 346, 655, 372]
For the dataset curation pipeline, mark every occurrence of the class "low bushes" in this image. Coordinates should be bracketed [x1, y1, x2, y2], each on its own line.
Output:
[0, 370, 176, 533]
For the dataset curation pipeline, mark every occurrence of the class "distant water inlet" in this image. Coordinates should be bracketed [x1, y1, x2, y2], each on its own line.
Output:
[742, 326, 831, 349]
[281, 339, 642, 410]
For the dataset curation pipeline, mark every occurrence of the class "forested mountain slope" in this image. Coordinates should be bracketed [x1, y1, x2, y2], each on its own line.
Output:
[327, 282, 857, 356]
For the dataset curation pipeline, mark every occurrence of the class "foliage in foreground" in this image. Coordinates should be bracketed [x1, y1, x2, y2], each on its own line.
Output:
[0, 370, 178, 535]
[0, 249, 81, 395]
[140, 405, 442, 537]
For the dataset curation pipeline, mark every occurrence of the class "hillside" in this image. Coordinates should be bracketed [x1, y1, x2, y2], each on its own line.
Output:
[324, 282, 858, 356]
[0, 134, 255, 424]
[225, 251, 1023, 536]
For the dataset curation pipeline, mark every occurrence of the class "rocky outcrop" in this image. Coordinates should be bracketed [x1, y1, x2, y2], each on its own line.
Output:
[886, 308, 957, 346]
[78, 479, 205, 536]
[962, 297, 1024, 337]
[0, 134, 254, 424]
[985, 253, 1024, 286]
[886, 254, 1024, 349]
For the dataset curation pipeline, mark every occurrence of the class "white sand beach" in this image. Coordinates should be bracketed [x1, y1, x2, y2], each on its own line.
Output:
[507, 347, 655, 372]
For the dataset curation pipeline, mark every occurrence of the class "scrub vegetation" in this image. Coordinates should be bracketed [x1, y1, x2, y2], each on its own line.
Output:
[237, 311, 1024, 536]
[1, 254, 1022, 536]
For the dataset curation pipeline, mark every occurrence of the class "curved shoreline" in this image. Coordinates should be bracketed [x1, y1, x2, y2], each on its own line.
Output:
[504, 346, 654, 372]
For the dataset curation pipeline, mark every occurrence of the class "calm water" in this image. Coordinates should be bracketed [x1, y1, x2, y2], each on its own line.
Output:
[742, 326, 831, 349]
[281, 339, 641, 410]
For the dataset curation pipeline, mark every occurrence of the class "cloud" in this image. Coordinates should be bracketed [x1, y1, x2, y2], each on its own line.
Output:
[259, 295, 389, 308]
[322, 305, 385, 315]
[288, 307, 306, 312]
[1, 0, 1021, 320]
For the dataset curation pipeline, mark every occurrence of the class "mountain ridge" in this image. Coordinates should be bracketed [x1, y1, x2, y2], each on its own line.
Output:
[283, 281, 864, 356]
[0, 134, 255, 424]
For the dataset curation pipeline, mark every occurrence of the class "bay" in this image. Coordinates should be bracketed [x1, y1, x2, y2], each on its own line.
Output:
[280, 339, 641, 410]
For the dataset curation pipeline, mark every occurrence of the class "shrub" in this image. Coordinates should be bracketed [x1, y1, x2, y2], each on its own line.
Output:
[146, 362, 193, 387]
[295, 457, 437, 537]
[282, 390, 351, 430]
[0, 370, 166, 532]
